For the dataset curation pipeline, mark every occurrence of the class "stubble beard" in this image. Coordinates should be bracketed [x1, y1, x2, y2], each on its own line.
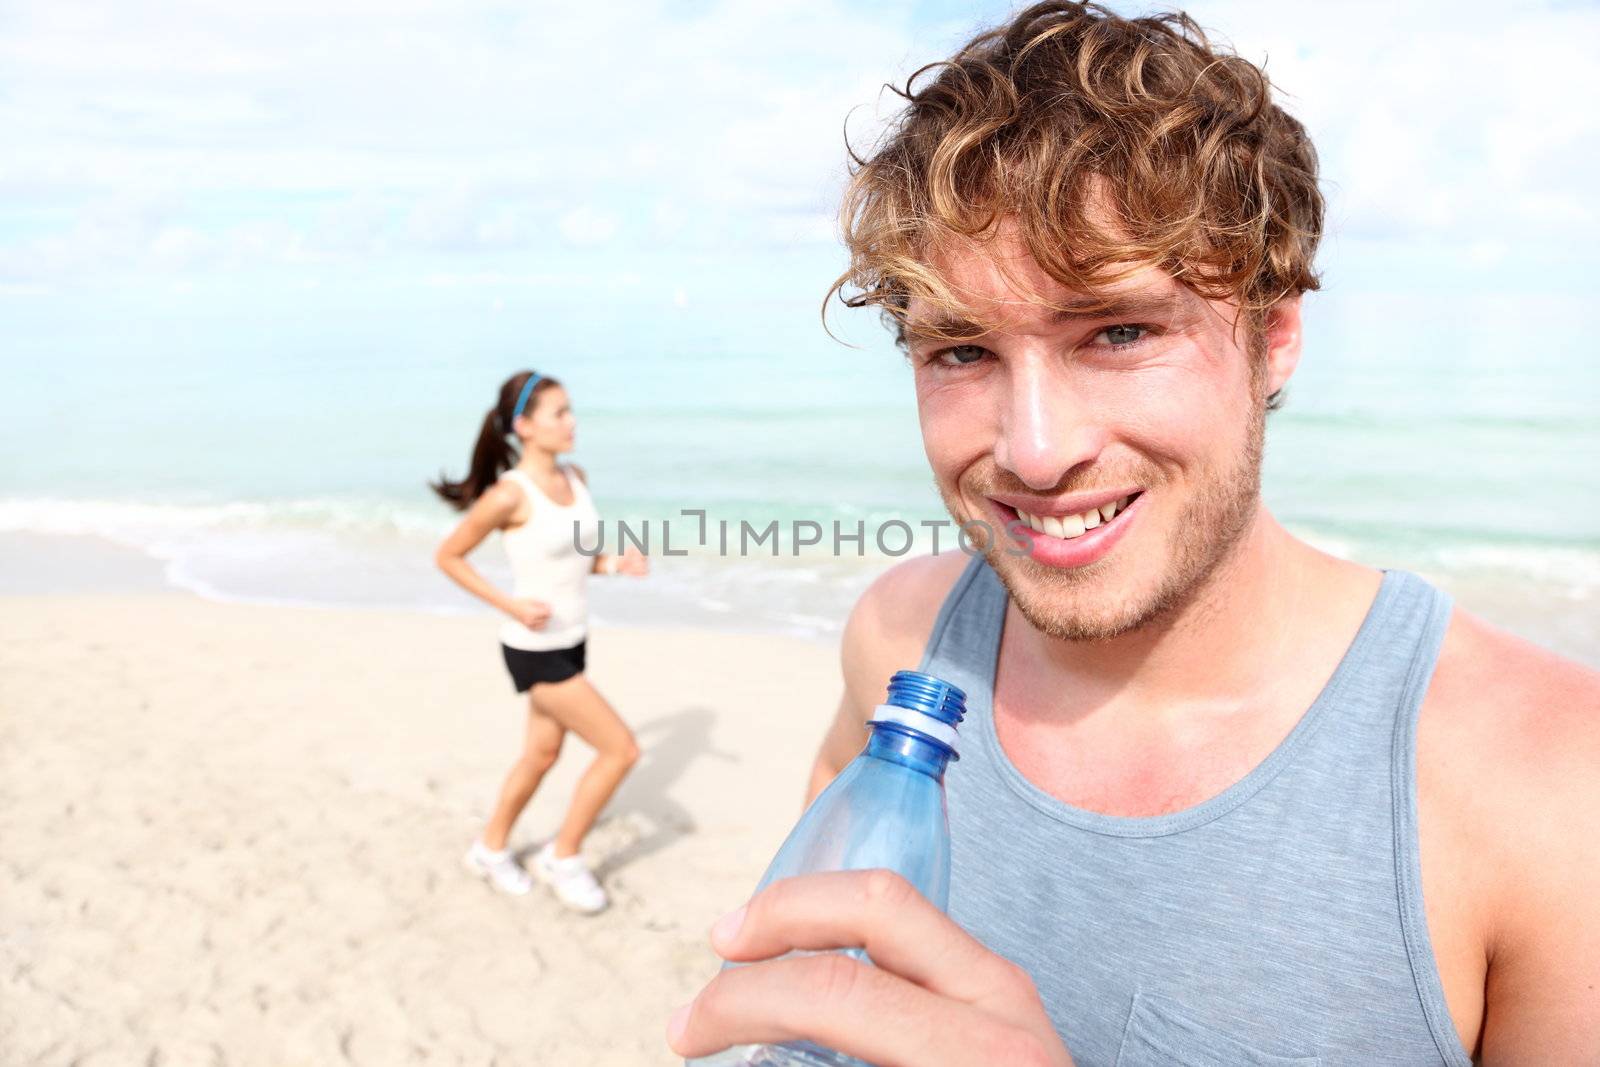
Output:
[942, 394, 1268, 643]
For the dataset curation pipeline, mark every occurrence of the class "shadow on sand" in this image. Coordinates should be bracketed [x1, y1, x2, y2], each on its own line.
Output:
[514, 705, 738, 879]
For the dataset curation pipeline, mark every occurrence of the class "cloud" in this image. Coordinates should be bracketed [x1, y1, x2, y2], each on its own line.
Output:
[0, 0, 927, 285]
[1, 0, 1595, 292]
[1172, 0, 1600, 247]
[557, 206, 622, 248]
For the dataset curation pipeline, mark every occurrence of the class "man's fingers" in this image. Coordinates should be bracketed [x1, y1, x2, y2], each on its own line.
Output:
[667, 953, 1048, 1067]
[713, 870, 1037, 1012]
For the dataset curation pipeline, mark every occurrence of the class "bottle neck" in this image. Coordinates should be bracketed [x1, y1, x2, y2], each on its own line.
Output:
[866, 723, 954, 781]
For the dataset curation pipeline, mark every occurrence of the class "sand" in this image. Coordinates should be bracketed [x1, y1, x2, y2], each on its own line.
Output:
[4, 538, 1595, 1067]
[0, 591, 839, 1066]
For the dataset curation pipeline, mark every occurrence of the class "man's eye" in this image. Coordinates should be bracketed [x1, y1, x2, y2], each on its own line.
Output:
[936, 345, 988, 366]
[1095, 324, 1148, 348]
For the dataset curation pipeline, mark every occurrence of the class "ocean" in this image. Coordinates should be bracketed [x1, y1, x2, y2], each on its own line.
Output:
[3, 281, 1596, 664]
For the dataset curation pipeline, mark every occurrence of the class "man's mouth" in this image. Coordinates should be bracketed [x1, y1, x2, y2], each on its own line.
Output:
[1002, 491, 1143, 541]
[986, 489, 1146, 569]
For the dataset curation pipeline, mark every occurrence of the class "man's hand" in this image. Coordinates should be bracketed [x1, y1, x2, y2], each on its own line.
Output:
[666, 870, 1074, 1067]
[615, 546, 649, 576]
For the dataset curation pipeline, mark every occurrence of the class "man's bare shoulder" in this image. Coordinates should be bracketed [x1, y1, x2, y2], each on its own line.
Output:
[1425, 608, 1600, 798]
[1420, 607, 1600, 1054]
[1422, 611, 1600, 855]
[840, 552, 972, 699]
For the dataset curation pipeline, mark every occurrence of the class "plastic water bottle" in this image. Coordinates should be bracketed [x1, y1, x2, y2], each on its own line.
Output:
[688, 669, 967, 1067]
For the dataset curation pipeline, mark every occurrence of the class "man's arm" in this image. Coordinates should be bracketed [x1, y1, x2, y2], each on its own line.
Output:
[1422, 615, 1600, 1062]
[666, 552, 1080, 1067]
[803, 552, 970, 805]
[1478, 647, 1600, 1061]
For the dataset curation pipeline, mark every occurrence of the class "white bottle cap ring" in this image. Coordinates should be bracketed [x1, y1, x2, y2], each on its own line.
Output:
[866, 703, 959, 754]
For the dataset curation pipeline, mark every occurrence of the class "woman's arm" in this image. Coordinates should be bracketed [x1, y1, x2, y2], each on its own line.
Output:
[591, 550, 649, 576]
[434, 482, 524, 617]
[568, 463, 647, 577]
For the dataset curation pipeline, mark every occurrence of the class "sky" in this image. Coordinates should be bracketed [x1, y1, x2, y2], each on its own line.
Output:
[1, 0, 1596, 318]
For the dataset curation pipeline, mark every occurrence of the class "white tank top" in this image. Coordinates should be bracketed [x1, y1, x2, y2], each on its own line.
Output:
[496, 466, 601, 651]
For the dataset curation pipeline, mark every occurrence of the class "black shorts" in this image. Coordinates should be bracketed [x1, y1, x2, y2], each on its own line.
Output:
[502, 641, 586, 692]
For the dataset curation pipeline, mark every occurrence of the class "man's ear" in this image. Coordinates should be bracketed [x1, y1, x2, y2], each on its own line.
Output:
[1261, 295, 1304, 398]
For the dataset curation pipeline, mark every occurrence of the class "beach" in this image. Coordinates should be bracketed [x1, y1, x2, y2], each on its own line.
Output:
[5, 0, 1599, 1059]
[0, 570, 839, 1065]
[4, 526, 1598, 1064]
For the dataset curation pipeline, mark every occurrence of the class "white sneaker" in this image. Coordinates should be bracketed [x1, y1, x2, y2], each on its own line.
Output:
[534, 842, 608, 914]
[464, 840, 533, 896]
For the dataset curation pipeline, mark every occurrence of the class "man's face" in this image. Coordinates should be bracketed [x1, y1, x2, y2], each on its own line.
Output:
[906, 230, 1288, 641]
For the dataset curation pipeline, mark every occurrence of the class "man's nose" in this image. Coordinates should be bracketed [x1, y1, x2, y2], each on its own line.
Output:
[993, 357, 1107, 491]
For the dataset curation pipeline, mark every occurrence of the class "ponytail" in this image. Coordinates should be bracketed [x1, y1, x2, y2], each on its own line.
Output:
[430, 370, 560, 510]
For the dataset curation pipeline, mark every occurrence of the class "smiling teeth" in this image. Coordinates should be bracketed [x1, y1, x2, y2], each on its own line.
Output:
[1017, 496, 1132, 540]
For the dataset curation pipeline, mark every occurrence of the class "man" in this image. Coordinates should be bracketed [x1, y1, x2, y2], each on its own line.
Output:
[668, 4, 1599, 1064]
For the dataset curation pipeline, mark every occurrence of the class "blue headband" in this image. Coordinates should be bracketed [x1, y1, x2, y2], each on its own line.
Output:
[509, 373, 543, 425]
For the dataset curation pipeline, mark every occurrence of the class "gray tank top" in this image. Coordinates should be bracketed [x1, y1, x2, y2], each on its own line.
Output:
[918, 555, 1472, 1066]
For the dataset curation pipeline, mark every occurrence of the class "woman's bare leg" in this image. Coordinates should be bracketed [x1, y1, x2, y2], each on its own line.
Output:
[480, 694, 566, 851]
[527, 674, 639, 858]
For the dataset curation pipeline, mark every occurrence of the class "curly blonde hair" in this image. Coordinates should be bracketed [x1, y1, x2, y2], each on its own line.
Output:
[829, 1, 1324, 341]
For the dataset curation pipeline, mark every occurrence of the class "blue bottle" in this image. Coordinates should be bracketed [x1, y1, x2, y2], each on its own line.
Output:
[688, 669, 967, 1067]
